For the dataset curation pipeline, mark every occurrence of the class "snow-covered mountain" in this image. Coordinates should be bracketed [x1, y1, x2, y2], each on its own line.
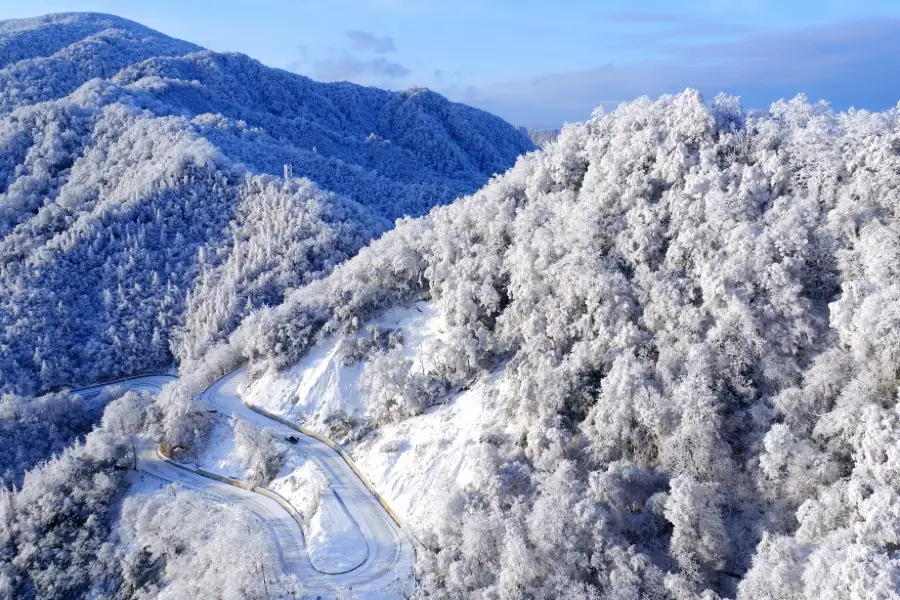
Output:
[210, 91, 900, 599]
[0, 13, 535, 395]
[8, 12, 897, 600]
[0, 13, 202, 110]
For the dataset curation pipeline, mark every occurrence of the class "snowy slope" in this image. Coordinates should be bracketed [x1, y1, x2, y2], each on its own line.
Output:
[351, 373, 506, 529]
[242, 301, 447, 431]
[241, 300, 503, 530]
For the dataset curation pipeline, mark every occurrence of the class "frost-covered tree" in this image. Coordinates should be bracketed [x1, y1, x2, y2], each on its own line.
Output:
[0, 385, 141, 487]
[228, 90, 900, 598]
[358, 348, 448, 424]
[0, 417, 132, 598]
[149, 380, 213, 454]
[234, 419, 284, 486]
[665, 476, 729, 579]
[105, 488, 285, 600]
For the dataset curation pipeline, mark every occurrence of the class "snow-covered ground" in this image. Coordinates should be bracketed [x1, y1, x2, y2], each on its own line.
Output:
[192, 414, 368, 573]
[245, 301, 506, 530]
[193, 405, 369, 574]
[192, 414, 243, 478]
[242, 301, 448, 433]
[72, 370, 414, 598]
[351, 373, 505, 529]
[307, 489, 368, 573]
[111, 301, 504, 573]
[81, 301, 500, 594]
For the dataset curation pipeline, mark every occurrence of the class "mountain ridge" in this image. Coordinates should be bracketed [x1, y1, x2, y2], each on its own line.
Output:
[0, 12, 203, 110]
[0, 12, 535, 395]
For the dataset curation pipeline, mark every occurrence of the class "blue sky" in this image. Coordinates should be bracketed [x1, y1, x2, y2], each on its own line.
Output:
[3, 0, 900, 127]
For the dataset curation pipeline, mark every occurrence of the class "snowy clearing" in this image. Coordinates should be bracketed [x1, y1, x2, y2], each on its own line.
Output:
[244, 300, 505, 531]
[351, 371, 506, 529]
[306, 488, 369, 574]
[242, 301, 447, 433]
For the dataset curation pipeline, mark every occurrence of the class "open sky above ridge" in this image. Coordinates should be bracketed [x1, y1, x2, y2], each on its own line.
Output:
[3, 0, 900, 127]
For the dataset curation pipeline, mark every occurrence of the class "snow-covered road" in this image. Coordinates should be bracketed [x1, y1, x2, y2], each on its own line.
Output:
[77, 369, 415, 599]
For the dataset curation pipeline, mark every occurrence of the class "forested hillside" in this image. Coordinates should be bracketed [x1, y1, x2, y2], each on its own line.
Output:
[0, 12, 534, 395]
[222, 90, 900, 599]
[5, 11, 898, 600]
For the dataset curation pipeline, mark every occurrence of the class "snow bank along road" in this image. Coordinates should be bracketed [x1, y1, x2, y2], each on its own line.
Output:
[75, 369, 416, 599]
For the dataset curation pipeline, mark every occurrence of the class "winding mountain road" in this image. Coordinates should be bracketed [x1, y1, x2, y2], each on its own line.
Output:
[76, 368, 415, 599]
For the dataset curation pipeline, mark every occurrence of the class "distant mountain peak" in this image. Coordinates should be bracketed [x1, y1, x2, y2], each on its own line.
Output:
[0, 12, 203, 109]
[0, 11, 200, 46]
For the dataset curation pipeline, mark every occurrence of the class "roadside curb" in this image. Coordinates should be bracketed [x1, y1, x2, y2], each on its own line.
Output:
[245, 402, 427, 552]
[57, 372, 175, 397]
[153, 446, 370, 575]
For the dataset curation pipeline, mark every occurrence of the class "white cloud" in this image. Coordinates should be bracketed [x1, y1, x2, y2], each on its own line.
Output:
[346, 30, 397, 54]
